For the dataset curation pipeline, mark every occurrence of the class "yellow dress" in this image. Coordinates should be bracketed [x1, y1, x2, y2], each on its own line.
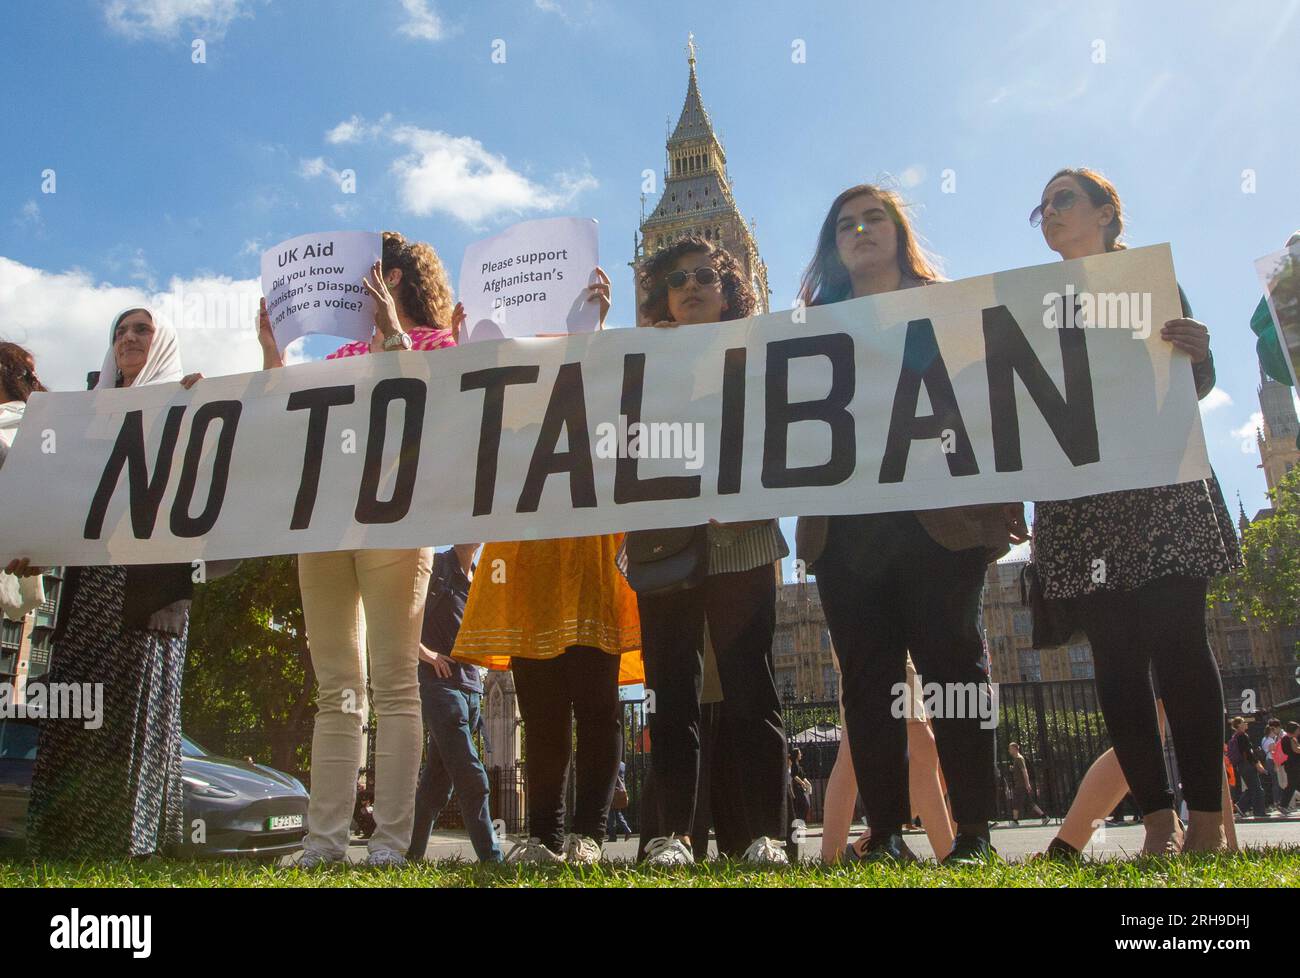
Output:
[452, 534, 644, 684]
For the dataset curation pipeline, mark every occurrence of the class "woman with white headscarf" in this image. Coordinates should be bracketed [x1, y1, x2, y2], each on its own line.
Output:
[20, 307, 205, 859]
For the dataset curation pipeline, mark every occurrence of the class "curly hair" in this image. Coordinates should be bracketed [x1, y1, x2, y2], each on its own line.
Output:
[637, 235, 757, 325]
[0, 341, 45, 402]
[382, 231, 454, 329]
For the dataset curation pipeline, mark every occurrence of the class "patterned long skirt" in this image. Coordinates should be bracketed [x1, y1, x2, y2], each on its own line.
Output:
[26, 565, 187, 860]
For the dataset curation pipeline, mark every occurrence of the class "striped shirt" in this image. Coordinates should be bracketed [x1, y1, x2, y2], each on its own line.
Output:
[326, 326, 456, 359]
[706, 519, 788, 576]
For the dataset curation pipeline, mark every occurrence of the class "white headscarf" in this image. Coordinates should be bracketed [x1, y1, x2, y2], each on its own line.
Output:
[95, 307, 184, 390]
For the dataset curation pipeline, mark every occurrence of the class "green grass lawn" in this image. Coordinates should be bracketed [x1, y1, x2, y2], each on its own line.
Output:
[4, 847, 1299, 888]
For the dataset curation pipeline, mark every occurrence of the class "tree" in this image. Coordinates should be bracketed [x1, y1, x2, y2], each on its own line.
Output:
[1213, 467, 1300, 633]
[182, 555, 316, 775]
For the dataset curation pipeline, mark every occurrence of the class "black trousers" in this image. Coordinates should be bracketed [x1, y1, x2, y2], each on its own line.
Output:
[813, 512, 995, 834]
[637, 565, 786, 841]
[636, 701, 751, 861]
[1281, 764, 1300, 808]
[1071, 575, 1224, 814]
[511, 645, 622, 853]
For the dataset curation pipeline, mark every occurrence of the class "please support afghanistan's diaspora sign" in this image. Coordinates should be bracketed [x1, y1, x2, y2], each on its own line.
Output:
[0, 244, 1210, 566]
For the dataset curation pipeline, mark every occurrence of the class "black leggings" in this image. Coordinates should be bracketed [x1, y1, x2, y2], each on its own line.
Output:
[511, 646, 622, 853]
[1072, 575, 1224, 814]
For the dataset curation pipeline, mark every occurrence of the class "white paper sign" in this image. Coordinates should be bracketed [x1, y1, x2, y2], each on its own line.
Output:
[458, 217, 600, 342]
[261, 231, 382, 351]
[0, 246, 1211, 566]
[1254, 242, 1300, 390]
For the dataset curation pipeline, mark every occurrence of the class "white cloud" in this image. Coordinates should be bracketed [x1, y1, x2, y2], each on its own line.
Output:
[1198, 387, 1232, 415]
[326, 114, 392, 146]
[397, 0, 446, 41]
[103, 0, 257, 40]
[898, 165, 926, 189]
[14, 200, 43, 234]
[299, 156, 348, 189]
[1232, 411, 1264, 453]
[0, 256, 266, 393]
[388, 124, 597, 225]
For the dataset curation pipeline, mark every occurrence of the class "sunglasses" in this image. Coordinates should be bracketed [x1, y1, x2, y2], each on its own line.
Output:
[1029, 188, 1081, 228]
[666, 266, 719, 289]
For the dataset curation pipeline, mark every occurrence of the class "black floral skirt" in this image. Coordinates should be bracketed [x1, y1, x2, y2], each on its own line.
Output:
[1032, 474, 1241, 600]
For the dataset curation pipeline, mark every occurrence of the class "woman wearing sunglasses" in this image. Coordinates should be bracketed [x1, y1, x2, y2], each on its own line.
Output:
[631, 236, 789, 867]
[795, 184, 1023, 866]
[1027, 168, 1239, 855]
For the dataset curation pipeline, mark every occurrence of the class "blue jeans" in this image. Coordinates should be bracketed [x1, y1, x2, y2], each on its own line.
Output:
[408, 669, 502, 863]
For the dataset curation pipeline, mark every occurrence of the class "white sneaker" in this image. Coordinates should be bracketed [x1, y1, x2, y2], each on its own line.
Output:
[295, 848, 340, 869]
[505, 837, 564, 864]
[562, 833, 603, 864]
[742, 836, 789, 865]
[364, 848, 407, 868]
[644, 834, 695, 867]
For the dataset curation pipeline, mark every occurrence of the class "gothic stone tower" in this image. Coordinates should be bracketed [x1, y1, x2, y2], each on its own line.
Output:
[1256, 364, 1300, 494]
[632, 37, 771, 320]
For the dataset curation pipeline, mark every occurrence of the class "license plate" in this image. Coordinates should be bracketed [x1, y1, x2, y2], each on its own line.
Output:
[265, 814, 303, 831]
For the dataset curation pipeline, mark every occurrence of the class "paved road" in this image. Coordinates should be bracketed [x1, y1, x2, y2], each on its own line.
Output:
[333, 814, 1300, 865]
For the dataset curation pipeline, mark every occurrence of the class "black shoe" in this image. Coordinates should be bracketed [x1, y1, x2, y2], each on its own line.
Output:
[942, 833, 999, 866]
[846, 832, 918, 865]
[1035, 837, 1082, 862]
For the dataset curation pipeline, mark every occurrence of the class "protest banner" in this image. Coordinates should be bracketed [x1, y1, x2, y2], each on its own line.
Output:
[457, 217, 601, 341]
[0, 245, 1210, 566]
[261, 231, 382, 352]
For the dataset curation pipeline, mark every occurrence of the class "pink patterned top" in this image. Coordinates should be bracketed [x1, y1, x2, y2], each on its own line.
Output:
[326, 326, 456, 359]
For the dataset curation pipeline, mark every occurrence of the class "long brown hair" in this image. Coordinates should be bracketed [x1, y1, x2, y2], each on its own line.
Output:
[637, 235, 756, 325]
[799, 183, 941, 307]
[1047, 168, 1127, 252]
[382, 231, 454, 329]
[0, 342, 45, 402]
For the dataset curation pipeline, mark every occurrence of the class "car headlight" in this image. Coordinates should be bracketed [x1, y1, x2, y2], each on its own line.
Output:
[182, 774, 238, 799]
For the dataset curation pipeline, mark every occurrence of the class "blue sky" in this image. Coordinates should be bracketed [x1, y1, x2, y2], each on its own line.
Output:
[2, 0, 1298, 559]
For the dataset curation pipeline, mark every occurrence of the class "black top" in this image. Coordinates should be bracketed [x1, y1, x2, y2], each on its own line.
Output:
[419, 549, 481, 693]
[53, 563, 194, 641]
[1232, 730, 1258, 765]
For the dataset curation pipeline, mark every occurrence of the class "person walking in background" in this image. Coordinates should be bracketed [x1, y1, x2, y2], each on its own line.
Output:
[1229, 717, 1268, 819]
[1261, 719, 1282, 812]
[407, 544, 502, 864]
[787, 748, 812, 849]
[607, 761, 632, 842]
[1008, 743, 1048, 825]
[1279, 722, 1300, 813]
